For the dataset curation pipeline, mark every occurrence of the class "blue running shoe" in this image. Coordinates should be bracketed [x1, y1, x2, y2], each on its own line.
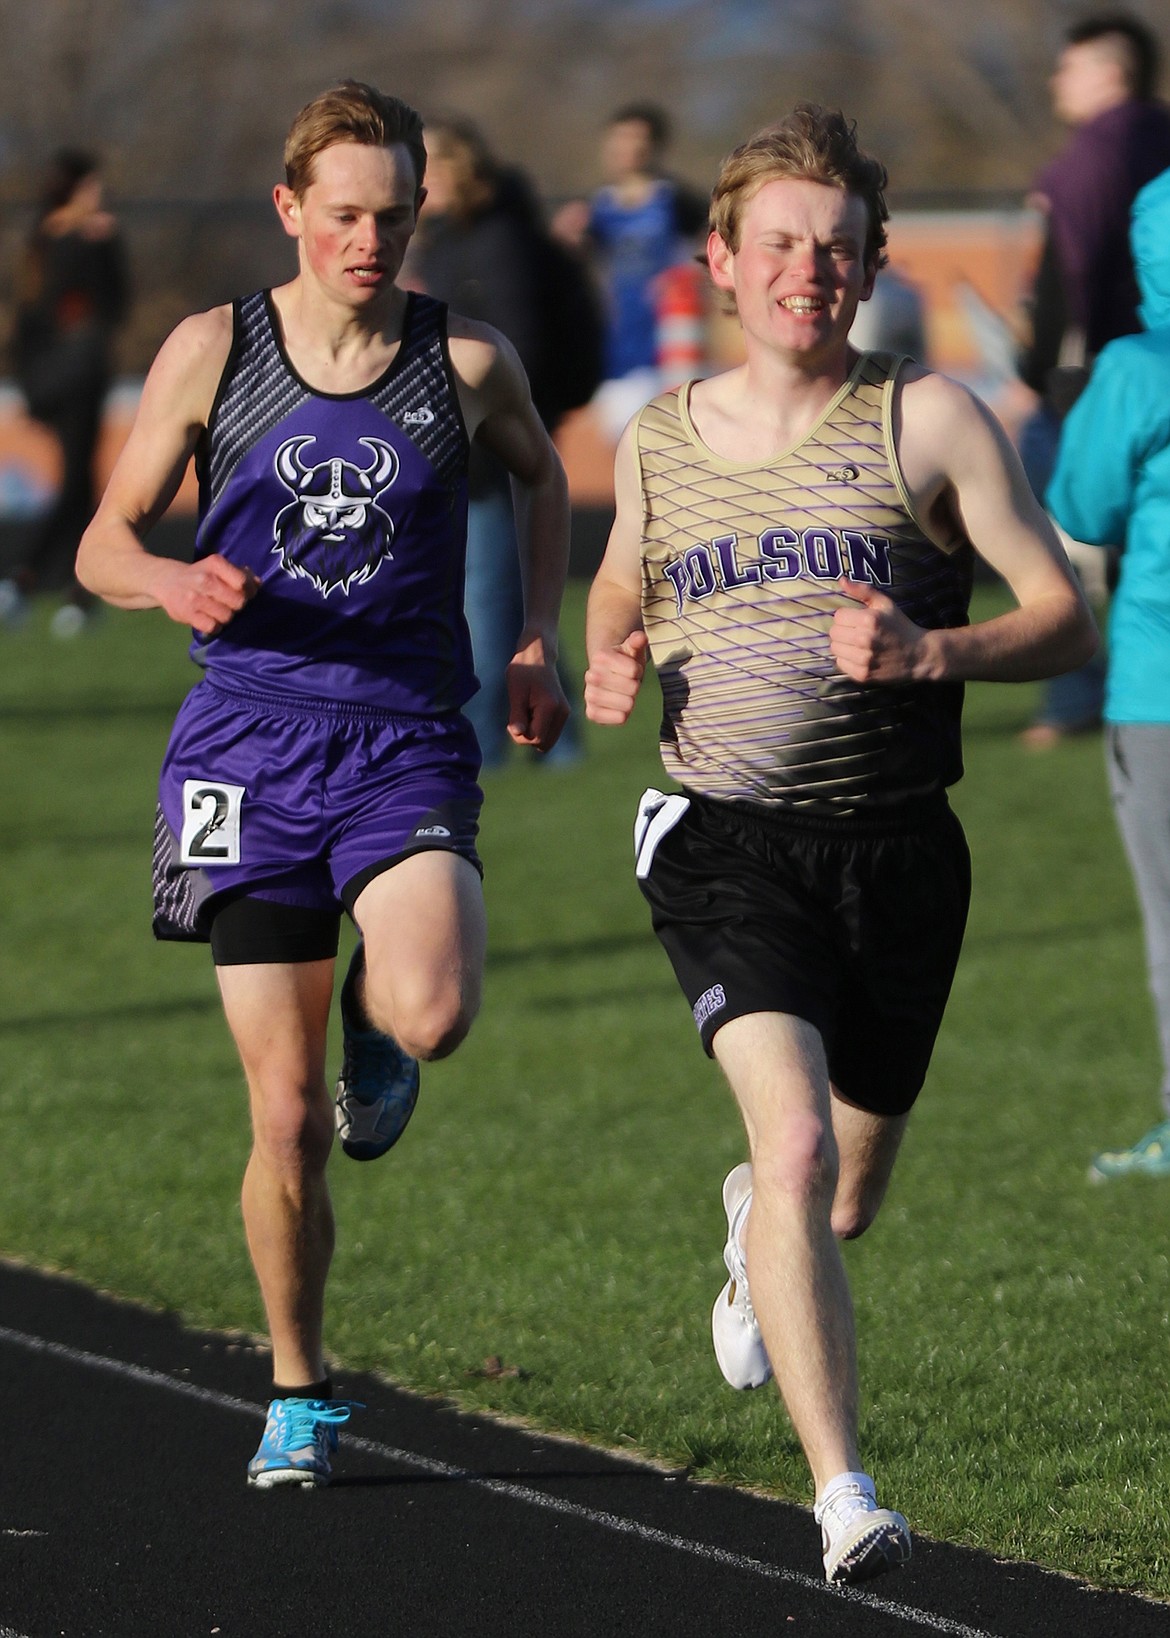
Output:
[334, 941, 420, 1161]
[247, 1397, 358, 1489]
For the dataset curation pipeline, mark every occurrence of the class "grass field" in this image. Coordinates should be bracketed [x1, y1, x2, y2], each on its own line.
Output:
[4, 581, 1170, 1599]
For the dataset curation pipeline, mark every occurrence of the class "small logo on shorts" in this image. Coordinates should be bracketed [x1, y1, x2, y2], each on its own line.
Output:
[415, 824, 451, 838]
[824, 464, 860, 482]
[693, 984, 727, 1031]
[402, 407, 435, 427]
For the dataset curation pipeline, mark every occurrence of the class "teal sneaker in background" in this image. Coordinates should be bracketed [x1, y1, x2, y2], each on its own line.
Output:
[1089, 1119, 1170, 1182]
[334, 941, 420, 1161]
[247, 1398, 358, 1488]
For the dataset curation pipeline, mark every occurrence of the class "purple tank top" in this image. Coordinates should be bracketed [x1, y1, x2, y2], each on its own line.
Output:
[192, 290, 473, 714]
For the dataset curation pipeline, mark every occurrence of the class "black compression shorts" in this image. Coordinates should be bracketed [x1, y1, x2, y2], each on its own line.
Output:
[209, 894, 341, 966]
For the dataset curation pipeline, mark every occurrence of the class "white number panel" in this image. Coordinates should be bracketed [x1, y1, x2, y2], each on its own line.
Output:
[179, 780, 245, 865]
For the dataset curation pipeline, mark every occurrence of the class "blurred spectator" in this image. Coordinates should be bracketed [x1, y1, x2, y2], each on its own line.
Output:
[1046, 165, 1170, 1180]
[3, 149, 129, 636]
[848, 267, 928, 361]
[557, 103, 708, 442]
[410, 118, 589, 768]
[1017, 14, 1170, 746]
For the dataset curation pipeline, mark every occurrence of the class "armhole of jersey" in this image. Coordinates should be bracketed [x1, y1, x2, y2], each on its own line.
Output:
[435, 298, 474, 461]
[205, 296, 245, 444]
[195, 296, 245, 517]
[629, 397, 657, 538]
[881, 354, 956, 553]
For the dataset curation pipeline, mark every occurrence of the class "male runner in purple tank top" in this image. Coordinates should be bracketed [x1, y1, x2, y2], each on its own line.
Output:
[77, 82, 570, 1486]
[585, 106, 1096, 1584]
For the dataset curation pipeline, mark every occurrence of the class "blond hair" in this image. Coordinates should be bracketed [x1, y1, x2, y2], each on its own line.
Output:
[710, 105, 888, 268]
[283, 81, 426, 198]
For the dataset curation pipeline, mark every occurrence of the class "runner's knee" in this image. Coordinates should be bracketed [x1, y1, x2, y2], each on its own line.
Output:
[753, 1112, 839, 1211]
[249, 1084, 334, 1176]
[365, 971, 479, 1061]
[830, 1192, 879, 1241]
[401, 1002, 475, 1060]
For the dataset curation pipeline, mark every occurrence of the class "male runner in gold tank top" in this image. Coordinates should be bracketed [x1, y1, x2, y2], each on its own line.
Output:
[585, 106, 1097, 1585]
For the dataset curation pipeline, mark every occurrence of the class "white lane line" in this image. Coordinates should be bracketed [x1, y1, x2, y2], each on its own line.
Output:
[0, 1323, 999, 1638]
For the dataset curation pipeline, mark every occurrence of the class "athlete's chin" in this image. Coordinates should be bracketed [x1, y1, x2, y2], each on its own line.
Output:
[765, 325, 834, 356]
[764, 311, 850, 353]
[344, 273, 388, 296]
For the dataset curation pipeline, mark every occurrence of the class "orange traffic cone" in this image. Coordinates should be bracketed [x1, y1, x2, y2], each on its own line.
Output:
[656, 262, 707, 387]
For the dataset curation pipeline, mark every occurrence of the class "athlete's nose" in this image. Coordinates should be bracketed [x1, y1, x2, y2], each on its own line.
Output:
[787, 239, 821, 281]
[352, 214, 380, 255]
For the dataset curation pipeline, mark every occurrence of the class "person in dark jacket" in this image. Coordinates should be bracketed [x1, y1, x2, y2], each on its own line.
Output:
[411, 118, 581, 767]
[1018, 15, 1170, 744]
[1036, 16, 1170, 367]
[5, 149, 129, 635]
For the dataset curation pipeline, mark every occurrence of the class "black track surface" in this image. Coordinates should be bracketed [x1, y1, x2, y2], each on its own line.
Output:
[0, 1262, 1166, 1638]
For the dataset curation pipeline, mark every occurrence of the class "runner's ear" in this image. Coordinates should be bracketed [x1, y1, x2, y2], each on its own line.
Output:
[707, 231, 734, 292]
[273, 184, 302, 241]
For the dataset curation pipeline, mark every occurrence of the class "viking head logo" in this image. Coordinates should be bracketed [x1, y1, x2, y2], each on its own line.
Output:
[272, 435, 400, 597]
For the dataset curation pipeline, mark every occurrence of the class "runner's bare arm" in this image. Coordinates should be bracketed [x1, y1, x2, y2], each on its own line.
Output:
[584, 421, 648, 726]
[449, 320, 570, 750]
[830, 370, 1098, 686]
[75, 307, 257, 634]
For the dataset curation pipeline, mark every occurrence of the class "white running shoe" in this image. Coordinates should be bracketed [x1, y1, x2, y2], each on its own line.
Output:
[711, 1162, 773, 1389]
[814, 1477, 911, 1584]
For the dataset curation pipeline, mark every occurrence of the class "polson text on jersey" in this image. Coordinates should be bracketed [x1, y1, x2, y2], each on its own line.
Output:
[662, 527, 893, 614]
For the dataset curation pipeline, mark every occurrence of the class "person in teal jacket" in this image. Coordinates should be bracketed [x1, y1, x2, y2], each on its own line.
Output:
[1048, 162, 1170, 1179]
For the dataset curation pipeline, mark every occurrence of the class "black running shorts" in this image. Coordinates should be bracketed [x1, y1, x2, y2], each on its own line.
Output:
[634, 787, 972, 1117]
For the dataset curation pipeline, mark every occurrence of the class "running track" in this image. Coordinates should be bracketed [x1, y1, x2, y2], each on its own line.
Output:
[1, 1262, 1165, 1637]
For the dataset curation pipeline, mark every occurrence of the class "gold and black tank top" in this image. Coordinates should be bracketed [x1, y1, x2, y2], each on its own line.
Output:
[635, 352, 973, 815]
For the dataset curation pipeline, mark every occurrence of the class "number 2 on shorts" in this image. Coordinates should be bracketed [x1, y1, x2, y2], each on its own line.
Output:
[180, 779, 245, 865]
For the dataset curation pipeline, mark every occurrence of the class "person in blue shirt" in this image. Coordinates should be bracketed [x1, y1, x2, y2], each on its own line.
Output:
[1047, 163, 1170, 1179]
[570, 104, 708, 442]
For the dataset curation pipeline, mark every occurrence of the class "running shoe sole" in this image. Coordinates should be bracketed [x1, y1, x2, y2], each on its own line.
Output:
[823, 1511, 912, 1584]
[247, 1464, 330, 1490]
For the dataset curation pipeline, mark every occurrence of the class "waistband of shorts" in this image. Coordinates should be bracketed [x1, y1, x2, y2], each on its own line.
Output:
[201, 675, 450, 727]
[685, 786, 954, 839]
